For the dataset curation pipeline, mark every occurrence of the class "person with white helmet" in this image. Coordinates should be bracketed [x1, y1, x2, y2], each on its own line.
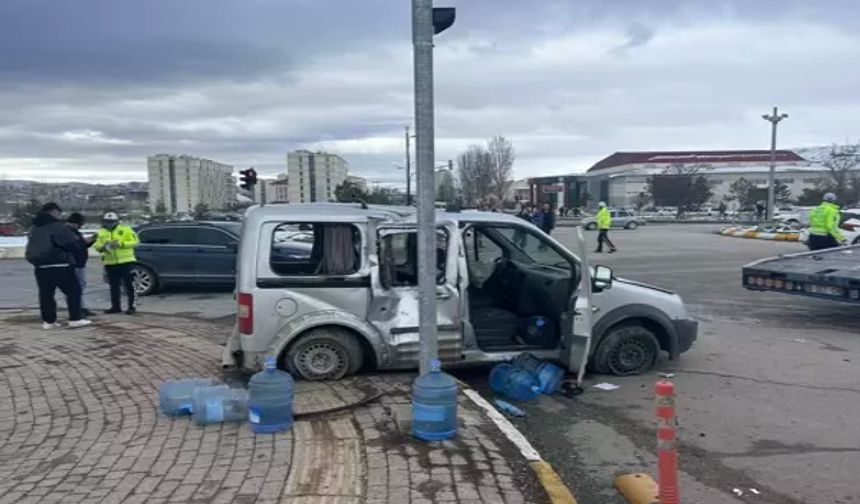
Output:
[594, 201, 617, 253]
[94, 212, 140, 314]
[807, 192, 847, 251]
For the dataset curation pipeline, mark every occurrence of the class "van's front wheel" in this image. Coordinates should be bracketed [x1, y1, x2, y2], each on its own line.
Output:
[284, 327, 363, 381]
[592, 324, 659, 376]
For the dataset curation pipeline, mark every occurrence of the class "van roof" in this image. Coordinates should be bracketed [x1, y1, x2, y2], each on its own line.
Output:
[243, 203, 529, 227]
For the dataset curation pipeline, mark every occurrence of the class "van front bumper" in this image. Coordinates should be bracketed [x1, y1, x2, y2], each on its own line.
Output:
[674, 319, 698, 354]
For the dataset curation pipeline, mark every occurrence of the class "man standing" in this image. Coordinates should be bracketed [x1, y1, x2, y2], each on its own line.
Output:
[94, 212, 139, 314]
[807, 193, 847, 251]
[594, 202, 617, 253]
[66, 212, 96, 318]
[533, 202, 556, 235]
[25, 203, 92, 329]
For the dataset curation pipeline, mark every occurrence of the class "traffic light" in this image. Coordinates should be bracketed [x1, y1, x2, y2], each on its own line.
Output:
[239, 168, 258, 191]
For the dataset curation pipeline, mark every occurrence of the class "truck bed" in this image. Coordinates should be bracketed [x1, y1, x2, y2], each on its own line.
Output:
[742, 244, 860, 303]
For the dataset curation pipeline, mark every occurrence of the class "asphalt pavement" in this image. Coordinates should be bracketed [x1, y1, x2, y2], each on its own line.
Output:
[457, 224, 860, 504]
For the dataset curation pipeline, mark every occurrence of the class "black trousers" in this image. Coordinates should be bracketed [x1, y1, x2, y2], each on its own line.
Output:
[106, 263, 135, 310]
[597, 229, 616, 252]
[35, 266, 82, 323]
[808, 234, 839, 251]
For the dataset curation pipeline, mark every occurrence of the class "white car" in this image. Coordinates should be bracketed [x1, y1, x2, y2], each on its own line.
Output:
[841, 209, 860, 245]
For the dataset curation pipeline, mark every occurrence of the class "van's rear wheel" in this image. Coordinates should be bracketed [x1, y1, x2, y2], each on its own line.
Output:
[284, 327, 363, 381]
[592, 324, 659, 376]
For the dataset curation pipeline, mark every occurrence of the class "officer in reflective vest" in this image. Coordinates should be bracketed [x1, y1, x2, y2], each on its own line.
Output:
[94, 212, 140, 314]
[807, 193, 846, 251]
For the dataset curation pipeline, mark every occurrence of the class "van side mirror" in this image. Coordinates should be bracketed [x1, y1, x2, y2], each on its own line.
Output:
[593, 265, 613, 291]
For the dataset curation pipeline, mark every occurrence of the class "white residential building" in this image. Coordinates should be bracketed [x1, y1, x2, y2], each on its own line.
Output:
[147, 154, 234, 213]
[287, 150, 348, 203]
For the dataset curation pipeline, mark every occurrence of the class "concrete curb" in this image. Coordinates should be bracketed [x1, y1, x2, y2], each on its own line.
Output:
[460, 386, 579, 504]
[718, 226, 802, 242]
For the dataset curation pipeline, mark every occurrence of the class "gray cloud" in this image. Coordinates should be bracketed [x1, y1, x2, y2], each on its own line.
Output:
[1, 0, 860, 185]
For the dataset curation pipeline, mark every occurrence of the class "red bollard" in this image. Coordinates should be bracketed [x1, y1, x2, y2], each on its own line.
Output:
[655, 379, 679, 504]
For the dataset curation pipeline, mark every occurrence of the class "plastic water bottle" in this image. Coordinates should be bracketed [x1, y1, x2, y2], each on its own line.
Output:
[412, 359, 458, 441]
[512, 353, 566, 394]
[489, 363, 542, 401]
[521, 316, 554, 347]
[159, 378, 221, 416]
[191, 385, 249, 426]
[247, 357, 295, 433]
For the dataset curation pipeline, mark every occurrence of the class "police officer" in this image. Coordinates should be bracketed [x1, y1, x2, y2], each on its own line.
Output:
[94, 212, 140, 314]
[594, 202, 617, 253]
[807, 193, 847, 251]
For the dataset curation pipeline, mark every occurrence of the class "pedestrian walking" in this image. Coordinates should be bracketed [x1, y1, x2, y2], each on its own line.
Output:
[594, 201, 617, 253]
[94, 212, 140, 314]
[65, 213, 96, 318]
[514, 203, 533, 248]
[718, 201, 727, 220]
[807, 193, 847, 251]
[533, 202, 556, 235]
[24, 203, 92, 329]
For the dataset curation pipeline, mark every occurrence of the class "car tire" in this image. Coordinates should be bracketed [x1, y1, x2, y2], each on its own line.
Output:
[585, 222, 598, 231]
[131, 264, 158, 296]
[284, 327, 364, 381]
[625, 221, 639, 230]
[592, 324, 659, 376]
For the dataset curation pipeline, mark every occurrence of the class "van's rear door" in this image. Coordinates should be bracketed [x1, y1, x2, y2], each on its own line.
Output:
[368, 225, 462, 367]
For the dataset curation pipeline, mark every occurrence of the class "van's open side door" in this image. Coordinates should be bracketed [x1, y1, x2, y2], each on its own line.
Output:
[562, 227, 594, 386]
[368, 225, 462, 368]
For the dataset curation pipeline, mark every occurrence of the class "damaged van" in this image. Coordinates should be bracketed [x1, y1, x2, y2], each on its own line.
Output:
[223, 204, 697, 380]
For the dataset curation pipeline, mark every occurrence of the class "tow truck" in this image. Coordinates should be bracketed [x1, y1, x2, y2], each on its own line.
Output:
[742, 244, 860, 303]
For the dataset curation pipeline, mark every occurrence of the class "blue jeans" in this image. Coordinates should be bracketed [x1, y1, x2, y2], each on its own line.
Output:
[75, 267, 88, 310]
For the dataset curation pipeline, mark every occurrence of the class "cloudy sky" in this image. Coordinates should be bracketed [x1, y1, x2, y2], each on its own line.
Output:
[1, 0, 859, 185]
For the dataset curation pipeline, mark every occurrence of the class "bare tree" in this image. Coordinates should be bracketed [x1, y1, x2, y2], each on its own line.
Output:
[486, 135, 515, 202]
[822, 143, 860, 205]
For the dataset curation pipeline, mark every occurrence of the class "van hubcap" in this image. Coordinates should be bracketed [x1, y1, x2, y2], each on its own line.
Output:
[297, 343, 346, 379]
[610, 340, 652, 374]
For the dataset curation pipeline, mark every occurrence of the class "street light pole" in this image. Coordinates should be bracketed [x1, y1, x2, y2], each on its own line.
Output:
[762, 106, 788, 221]
[405, 126, 412, 206]
[412, 0, 454, 375]
[413, 0, 437, 376]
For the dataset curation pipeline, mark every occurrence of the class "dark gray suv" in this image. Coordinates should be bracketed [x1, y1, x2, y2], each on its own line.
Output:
[132, 221, 241, 295]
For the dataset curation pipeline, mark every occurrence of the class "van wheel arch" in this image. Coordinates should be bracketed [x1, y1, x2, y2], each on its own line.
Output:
[590, 311, 675, 363]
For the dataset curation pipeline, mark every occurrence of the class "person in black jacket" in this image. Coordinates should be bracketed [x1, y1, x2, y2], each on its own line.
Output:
[66, 212, 96, 318]
[25, 203, 91, 329]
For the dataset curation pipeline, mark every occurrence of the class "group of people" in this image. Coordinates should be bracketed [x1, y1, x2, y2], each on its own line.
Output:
[517, 202, 557, 235]
[25, 203, 140, 329]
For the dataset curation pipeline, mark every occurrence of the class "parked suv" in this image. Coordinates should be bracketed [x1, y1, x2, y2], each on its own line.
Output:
[582, 209, 645, 230]
[132, 221, 242, 295]
[223, 204, 697, 380]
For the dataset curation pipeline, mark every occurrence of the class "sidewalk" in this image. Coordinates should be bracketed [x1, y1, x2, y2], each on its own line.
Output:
[0, 310, 553, 504]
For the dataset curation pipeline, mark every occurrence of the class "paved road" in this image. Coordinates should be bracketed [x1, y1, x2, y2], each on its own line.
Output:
[458, 224, 860, 504]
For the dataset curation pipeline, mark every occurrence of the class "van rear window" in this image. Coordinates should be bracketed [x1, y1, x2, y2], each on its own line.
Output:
[270, 223, 360, 276]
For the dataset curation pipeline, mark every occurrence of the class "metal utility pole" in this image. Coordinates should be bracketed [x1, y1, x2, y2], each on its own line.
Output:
[412, 0, 454, 375]
[405, 126, 413, 206]
[762, 106, 788, 221]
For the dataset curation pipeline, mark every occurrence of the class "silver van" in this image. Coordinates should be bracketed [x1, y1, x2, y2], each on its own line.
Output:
[223, 204, 697, 380]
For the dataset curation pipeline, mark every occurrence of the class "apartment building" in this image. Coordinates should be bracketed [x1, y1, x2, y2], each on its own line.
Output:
[147, 154, 234, 213]
[286, 150, 348, 203]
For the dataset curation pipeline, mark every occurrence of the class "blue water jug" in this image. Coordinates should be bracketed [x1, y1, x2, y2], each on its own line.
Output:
[489, 363, 542, 402]
[512, 353, 565, 394]
[412, 359, 458, 441]
[520, 316, 555, 348]
[159, 378, 221, 416]
[247, 357, 295, 433]
[191, 385, 249, 426]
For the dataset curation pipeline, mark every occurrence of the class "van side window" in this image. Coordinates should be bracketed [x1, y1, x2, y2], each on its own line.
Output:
[379, 231, 447, 288]
[271, 223, 360, 276]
